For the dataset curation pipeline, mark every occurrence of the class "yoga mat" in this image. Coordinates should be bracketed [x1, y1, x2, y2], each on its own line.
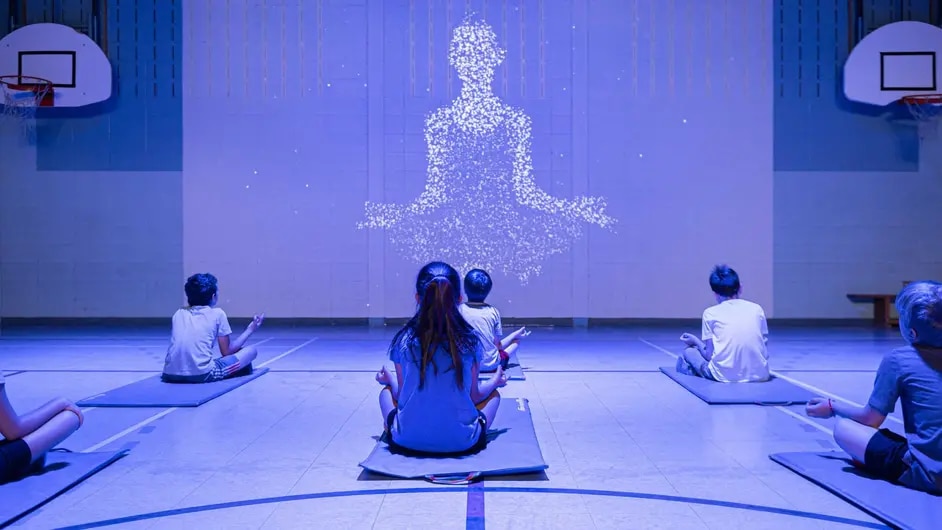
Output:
[659, 366, 814, 405]
[359, 397, 547, 482]
[479, 352, 525, 380]
[0, 449, 127, 528]
[771, 451, 941, 530]
[76, 368, 269, 408]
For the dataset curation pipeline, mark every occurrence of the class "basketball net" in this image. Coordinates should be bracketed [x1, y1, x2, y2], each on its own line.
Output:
[0, 75, 53, 143]
[902, 94, 942, 140]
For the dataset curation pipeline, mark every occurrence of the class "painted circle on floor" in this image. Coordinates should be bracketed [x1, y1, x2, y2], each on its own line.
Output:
[51, 485, 883, 529]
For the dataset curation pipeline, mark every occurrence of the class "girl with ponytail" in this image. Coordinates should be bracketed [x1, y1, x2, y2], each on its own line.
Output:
[376, 261, 508, 455]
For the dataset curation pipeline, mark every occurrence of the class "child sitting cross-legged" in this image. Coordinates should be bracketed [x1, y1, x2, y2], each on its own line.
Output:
[677, 264, 770, 383]
[806, 281, 942, 494]
[162, 273, 264, 384]
[375, 261, 509, 455]
[459, 268, 529, 372]
[0, 376, 83, 484]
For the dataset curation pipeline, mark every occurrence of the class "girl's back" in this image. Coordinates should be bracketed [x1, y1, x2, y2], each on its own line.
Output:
[390, 336, 483, 454]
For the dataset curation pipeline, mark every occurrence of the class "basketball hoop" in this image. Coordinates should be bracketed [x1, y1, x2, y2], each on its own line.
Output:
[0, 75, 54, 142]
[901, 94, 942, 123]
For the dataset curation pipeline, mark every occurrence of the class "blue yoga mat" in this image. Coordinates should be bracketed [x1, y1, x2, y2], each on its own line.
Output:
[478, 352, 525, 380]
[0, 449, 128, 528]
[76, 368, 269, 408]
[359, 397, 548, 482]
[771, 451, 941, 530]
[659, 366, 815, 405]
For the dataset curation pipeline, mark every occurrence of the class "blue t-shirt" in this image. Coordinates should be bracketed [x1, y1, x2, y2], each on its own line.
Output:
[868, 346, 942, 493]
[389, 336, 483, 453]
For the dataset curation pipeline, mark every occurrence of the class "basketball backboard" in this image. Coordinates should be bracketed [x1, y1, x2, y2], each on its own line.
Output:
[0, 23, 111, 108]
[844, 21, 942, 106]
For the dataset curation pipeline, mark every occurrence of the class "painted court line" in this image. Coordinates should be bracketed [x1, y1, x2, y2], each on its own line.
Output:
[637, 338, 904, 428]
[52, 486, 884, 529]
[465, 482, 485, 530]
[257, 338, 318, 368]
[84, 408, 177, 452]
[774, 405, 833, 435]
[81, 338, 316, 453]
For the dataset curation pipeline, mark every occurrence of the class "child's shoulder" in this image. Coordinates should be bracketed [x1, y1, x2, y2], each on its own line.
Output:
[740, 299, 766, 313]
[462, 301, 496, 311]
[704, 299, 764, 318]
[173, 306, 228, 319]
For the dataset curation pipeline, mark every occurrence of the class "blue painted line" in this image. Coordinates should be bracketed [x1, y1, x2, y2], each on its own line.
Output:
[466, 482, 485, 530]
[7, 369, 159, 373]
[51, 486, 885, 529]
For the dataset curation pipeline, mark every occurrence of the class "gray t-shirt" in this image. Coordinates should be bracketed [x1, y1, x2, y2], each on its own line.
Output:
[459, 303, 503, 370]
[868, 346, 942, 492]
[163, 306, 233, 376]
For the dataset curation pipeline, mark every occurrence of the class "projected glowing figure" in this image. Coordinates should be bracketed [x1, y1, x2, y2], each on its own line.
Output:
[359, 18, 615, 282]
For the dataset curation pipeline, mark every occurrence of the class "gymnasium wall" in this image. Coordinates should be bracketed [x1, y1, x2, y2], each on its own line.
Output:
[0, 0, 183, 318]
[0, 0, 934, 320]
[180, 0, 772, 319]
[772, 0, 942, 318]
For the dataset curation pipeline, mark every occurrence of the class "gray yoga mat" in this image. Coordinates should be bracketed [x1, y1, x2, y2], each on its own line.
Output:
[0, 449, 128, 528]
[771, 451, 941, 530]
[658, 366, 815, 405]
[76, 368, 269, 408]
[359, 397, 547, 482]
[479, 352, 525, 380]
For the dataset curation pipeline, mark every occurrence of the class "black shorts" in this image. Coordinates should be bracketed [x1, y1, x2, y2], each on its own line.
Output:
[0, 438, 32, 484]
[863, 428, 911, 482]
[385, 409, 488, 457]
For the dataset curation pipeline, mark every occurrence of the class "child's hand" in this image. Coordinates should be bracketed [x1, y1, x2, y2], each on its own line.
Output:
[679, 333, 697, 347]
[376, 367, 393, 386]
[249, 313, 265, 332]
[494, 367, 509, 388]
[806, 397, 834, 418]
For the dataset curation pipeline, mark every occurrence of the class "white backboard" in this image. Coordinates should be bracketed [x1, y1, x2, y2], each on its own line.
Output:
[0, 23, 111, 108]
[844, 21, 942, 106]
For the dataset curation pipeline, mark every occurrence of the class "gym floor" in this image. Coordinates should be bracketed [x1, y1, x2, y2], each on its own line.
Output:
[1, 325, 899, 529]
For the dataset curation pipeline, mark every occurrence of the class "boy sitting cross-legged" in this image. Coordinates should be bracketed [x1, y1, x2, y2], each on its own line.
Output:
[677, 264, 770, 383]
[162, 273, 264, 384]
[806, 281, 942, 494]
[459, 269, 530, 372]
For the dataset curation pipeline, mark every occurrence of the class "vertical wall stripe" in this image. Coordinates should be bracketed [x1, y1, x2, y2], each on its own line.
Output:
[501, 0, 508, 97]
[571, 0, 589, 324]
[519, 0, 526, 97]
[538, 0, 545, 98]
[367, 0, 386, 326]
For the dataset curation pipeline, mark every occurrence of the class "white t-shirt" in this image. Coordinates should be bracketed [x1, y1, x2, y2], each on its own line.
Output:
[459, 303, 503, 370]
[701, 299, 770, 383]
[163, 306, 233, 376]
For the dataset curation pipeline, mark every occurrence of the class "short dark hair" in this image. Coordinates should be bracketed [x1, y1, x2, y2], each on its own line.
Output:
[464, 269, 493, 302]
[185, 273, 218, 306]
[709, 265, 740, 298]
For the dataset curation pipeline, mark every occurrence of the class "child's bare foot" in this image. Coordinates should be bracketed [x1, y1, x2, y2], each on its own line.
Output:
[376, 367, 392, 385]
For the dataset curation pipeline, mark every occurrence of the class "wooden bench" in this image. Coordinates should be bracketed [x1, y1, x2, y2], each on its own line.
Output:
[847, 294, 897, 327]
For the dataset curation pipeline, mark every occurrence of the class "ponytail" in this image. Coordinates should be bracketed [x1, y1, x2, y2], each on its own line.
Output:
[389, 262, 476, 390]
